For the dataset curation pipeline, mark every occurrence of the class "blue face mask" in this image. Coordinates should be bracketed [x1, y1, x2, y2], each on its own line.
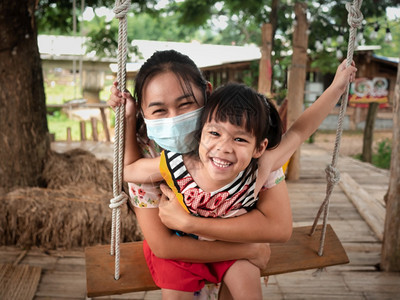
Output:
[144, 107, 204, 153]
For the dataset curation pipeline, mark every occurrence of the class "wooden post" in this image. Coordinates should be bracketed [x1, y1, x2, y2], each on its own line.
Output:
[362, 102, 379, 162]
[381, 53, 400, 271]
[100, 108, 110, 142]
[66, 127, 72, 143]
[91, 117, 98, 142]
[80, 121, 86, 141]
[227, 68, 235, 82]
[258, 23, 273, 97]
[286, 2, 309, 181]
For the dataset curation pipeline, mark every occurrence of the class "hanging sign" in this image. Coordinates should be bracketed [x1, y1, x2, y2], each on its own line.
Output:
[349, 77, 389, 108]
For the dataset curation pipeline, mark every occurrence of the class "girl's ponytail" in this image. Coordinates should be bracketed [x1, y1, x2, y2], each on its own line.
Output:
[265, 98, 283, 150]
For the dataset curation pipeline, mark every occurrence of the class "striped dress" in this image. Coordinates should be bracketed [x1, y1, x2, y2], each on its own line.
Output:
[160, 150, 259, 219]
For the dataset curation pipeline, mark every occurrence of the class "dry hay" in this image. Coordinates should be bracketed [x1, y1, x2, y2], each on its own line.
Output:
[0, 149, 143, 250]
[43, 148, 113, 190]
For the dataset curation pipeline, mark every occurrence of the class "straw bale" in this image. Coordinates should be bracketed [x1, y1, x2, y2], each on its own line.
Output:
[0, 187, 142, 249]
[43, 149, 113, 190]
[0, 148, 143, 250]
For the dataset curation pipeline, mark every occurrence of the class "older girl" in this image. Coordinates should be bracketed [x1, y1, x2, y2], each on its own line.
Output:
[109, 50, 291, 299]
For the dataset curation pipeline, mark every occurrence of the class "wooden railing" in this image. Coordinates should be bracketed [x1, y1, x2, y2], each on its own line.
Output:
[47, 103, 111, 142]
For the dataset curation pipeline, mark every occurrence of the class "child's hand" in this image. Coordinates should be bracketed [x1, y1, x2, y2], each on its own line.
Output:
[331, 59, 357, 95]
[107, 81, 136, 118]
[159, 184, 191, 231]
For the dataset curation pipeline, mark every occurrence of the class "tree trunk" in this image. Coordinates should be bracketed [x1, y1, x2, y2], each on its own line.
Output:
[0, 0, 50, 192]
[270, 0, 279, 42]
[286, 2, 309, 181]
[258, 23, 273, 96]
[381, 54, 400, 272]
[257, 0, 279, 97]
[362, 102, 379, 163]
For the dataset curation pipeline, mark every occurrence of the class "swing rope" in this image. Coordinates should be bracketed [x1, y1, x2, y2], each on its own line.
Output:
[109, 0, 131, 281]
[310, 0, 363, 256]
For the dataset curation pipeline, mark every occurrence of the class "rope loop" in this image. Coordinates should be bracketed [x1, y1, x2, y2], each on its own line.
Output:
[345, 1, 363, 29]
[109, 192, 128, 209]
[113, 0, 131, 19]
[325, 164, 341, 185]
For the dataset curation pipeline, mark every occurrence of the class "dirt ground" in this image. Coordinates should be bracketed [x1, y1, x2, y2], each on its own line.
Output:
[312, 130, 393, 157]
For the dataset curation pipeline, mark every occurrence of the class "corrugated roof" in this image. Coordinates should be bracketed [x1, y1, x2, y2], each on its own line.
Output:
[372, 54, 399, 65]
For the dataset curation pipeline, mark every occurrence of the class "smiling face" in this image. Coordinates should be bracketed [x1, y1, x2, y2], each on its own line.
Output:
[196, 118, 268, 190]
[141, 71, 205, 120]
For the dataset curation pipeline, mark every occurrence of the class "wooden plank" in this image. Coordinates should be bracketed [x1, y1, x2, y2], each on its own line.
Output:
[85, 241, 158, 297]
[85, 225, 348, 297]
[262, 224, 348, 276]
[339, 172, 385, 241]
[0, 264, 42, 300]
[35, 271, 87, 299]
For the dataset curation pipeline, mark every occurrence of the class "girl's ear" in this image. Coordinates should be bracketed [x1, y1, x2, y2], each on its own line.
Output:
[206, 81, 213, 97]
[253, 138, 268, 158]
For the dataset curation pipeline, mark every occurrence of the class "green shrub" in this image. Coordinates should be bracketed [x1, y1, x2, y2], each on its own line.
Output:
[372, 138, 392, 169]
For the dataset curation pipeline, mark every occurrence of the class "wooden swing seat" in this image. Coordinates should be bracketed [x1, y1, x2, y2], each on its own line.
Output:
[85, 224, 349, 297]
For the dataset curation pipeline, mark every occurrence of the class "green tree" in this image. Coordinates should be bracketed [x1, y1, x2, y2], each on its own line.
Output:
[128, 12, 203, 42]
[171, 0, 398, 100]
[175, 0, 398, 67]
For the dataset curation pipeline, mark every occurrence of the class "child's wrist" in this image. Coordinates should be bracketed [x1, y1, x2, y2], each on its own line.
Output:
[180, 214, 195, 233]
[326, 85, 344, 100]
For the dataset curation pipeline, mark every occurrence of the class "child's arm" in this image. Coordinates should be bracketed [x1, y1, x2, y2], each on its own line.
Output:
[134, 206, 271, 270]
[260, 60, 357, 174]
[109, 81, 141, 166]
[108, 82, 163, 183]
[124, 156, 163, 183]
[158, 181, 293, 243]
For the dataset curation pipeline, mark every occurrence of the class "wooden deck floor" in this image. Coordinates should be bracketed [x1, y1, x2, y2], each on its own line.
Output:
[1, 143, 399, 299]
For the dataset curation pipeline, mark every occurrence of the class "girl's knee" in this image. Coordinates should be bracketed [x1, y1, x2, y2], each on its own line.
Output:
[223, 260, 262, 300]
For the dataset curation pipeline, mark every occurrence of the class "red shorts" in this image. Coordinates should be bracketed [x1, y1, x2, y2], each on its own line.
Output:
[143, 240, 236, 292]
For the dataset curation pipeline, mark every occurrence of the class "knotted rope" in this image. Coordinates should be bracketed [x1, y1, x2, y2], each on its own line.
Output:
[110, 0, 130, 281]
[310, 0, 363, 256]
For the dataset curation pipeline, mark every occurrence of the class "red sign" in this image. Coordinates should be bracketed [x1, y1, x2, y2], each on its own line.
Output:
[349, 77, 389, 108]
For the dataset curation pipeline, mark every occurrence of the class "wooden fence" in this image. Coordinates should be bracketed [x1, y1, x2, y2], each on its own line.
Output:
[47, 103, 111, 142]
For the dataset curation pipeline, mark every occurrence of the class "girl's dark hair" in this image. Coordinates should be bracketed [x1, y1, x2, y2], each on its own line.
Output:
[198, 82, 283, 178]
[133, 50, 208, 136]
